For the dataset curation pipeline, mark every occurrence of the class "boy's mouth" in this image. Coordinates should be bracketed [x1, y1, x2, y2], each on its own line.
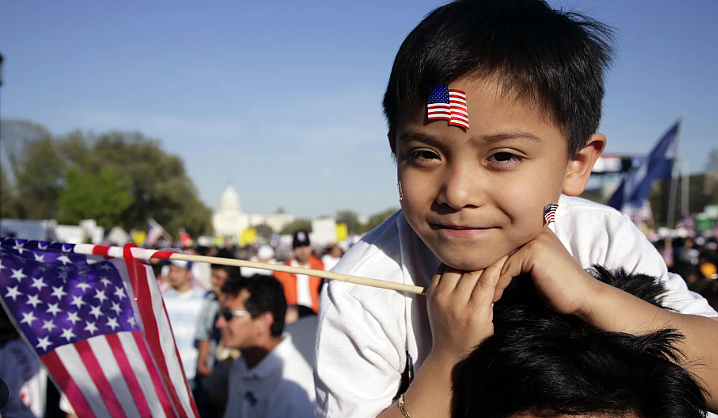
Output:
[429, 223, 494, 237]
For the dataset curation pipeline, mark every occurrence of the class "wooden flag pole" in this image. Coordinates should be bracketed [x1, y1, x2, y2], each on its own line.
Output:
[162, 252, 426, 295]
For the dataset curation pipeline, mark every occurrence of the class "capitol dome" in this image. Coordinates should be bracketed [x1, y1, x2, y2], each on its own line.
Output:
[218, 184, 242, 214]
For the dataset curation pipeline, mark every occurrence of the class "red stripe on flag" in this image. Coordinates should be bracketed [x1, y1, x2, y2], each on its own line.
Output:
[42, 351, 95, 418]
[106, 334, 153, 418]
[75, 340, 128, 418]
[123, 244, 196, 418]
[152, 251, 177, 260]
[132, 332, 178, 417]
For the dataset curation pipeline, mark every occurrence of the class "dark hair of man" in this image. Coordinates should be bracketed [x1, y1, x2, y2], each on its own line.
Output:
[221, 274, 287, 338]
[382, 0, 615, 158]
[210, 264, 243, 282]
[451, 266, 707, 418]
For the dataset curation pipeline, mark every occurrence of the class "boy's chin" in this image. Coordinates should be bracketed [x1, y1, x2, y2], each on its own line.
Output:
[436, 252, 504, 272]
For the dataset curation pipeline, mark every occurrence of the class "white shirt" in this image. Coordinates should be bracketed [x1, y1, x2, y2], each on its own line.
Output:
[314, 195, 718, 418]
[321, 255, 341, 273]
[242, 258, 278, 277]
[163, 286, 206, 381]
[290, 259, 313, 309]
[223, 334, 315, 418]
[0, 340, 46, 418]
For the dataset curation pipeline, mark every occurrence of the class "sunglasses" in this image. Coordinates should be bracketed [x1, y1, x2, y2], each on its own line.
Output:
[219, 309, 252, 322]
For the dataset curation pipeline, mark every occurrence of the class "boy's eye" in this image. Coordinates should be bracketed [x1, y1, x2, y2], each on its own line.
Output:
[487, 152, 524, 165]
[408, 150, 439, 162]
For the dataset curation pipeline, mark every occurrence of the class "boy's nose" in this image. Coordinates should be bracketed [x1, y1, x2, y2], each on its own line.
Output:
[436, 167, 483, 210]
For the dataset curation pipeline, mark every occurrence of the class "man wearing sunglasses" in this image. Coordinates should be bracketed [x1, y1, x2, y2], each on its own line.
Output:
[217, 274, 315, 418]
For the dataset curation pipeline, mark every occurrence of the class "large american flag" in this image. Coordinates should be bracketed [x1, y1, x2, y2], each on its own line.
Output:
[0, 238, 199, 418]
[426, 84, 469, 129]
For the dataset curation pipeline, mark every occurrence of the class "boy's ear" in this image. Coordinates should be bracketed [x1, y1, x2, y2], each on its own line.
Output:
[562, 133, 606, 196]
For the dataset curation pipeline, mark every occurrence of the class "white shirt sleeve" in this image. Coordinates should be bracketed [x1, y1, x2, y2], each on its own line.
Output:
[314, 279, 408, 418]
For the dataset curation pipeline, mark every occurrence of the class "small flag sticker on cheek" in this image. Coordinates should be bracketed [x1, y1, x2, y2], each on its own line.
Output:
[427, 84, 469, 129]
[544, 203, 558, 224]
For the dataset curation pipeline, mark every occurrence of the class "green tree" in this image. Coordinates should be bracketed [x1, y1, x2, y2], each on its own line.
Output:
[336, 210, 362, 234]
[1, 165, 20, 218]
[280, 220, 313, 235]
[58, 166, 132, 229]
[360, 208, 399, 233]
[255, 224, 274, 239]
[13, 136, 66, 219]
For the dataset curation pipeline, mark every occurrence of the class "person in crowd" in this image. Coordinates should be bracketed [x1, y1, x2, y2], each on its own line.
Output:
[313, 1, 718, 417]
[0, 304, 47, 418]
[321, 244, 344, 272]
[274, 230, 324, 313]
[699, 251, 718, 280]
[452, 266, 707, 418]
[195, 252, 242, 417]
[243, 245, 278, 276]
[162, 259, 206, 389]
[217, 275, 315, 418]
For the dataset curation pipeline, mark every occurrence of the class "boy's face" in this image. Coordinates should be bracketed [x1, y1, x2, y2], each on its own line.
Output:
[395, 76, 600, 271]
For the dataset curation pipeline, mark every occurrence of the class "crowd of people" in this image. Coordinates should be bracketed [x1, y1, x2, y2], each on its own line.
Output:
[654, 234, 718, 308]
[153, 230, 341, 418]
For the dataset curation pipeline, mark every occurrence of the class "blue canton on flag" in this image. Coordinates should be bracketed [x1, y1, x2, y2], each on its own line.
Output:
[0, 239, 139, 356]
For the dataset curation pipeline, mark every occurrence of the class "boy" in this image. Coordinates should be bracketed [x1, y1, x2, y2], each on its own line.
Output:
[452, 267, 706, 418]
[217, 275, 315, 418]
[313, 1, 718, 417]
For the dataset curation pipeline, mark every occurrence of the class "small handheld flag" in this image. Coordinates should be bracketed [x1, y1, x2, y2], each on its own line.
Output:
[427, 84, 469, 129]
[544, 203, 558, 224]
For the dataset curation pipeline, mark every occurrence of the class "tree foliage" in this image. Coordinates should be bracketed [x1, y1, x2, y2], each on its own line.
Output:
[1, 119, 213, 236]
[280, 220, 313, 235]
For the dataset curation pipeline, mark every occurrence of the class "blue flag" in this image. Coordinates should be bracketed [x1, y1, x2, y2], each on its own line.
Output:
[608, 121, 679, 211]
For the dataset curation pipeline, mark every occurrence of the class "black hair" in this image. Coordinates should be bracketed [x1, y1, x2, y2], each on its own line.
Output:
[451, 266, 706, 418]
[383, 0, 615, 158]
[221, 274, 287, 338]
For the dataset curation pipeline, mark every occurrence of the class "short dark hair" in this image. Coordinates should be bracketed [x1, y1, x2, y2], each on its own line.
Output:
[221, 274, 287, 337]
[451, 266, 706, 418]
[383, 0, 615, 158]
[210, 264, 243, 281]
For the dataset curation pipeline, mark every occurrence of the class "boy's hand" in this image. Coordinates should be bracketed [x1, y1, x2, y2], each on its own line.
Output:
[495, 227, 594, 316]
[426, 257, 506, 364]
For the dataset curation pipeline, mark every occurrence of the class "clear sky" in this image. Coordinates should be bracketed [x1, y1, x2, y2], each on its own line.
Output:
[1, 0, 717, 218]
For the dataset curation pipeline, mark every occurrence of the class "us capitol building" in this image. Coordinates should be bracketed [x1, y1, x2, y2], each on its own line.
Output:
[212, 184, 295, 237]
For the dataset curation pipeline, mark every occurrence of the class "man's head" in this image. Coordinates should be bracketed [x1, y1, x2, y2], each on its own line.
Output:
[216, 274, 287, 350]
[210, 263, 242, 295]
[292, 230, 312, 264]
[451, 266, 706, 418]
[257, 245, 275, 263]
[384, 0, 613, 270]
[166, 260, 193, 291]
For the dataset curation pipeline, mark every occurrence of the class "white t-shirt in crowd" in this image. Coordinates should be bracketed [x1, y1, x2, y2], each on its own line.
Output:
[242, 258, 277, 277]
[223, 334, 315, 418]
[321, 255, 341, 273]
[0, 339, 47, 418]
[290, 259, 314, 309]
[314, 195, 718, 418]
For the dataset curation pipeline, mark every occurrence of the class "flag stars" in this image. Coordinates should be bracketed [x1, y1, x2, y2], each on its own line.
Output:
[0, 260, 6, 273]
[12, 241, 25, 254]
[70, 295, 86, 309]
[50, 286, 67, 300]
[84, 321, 99, 335]
[114, 287, 127, 300]
[20, 311, 38, 326]
[110, 302, 122, 316]
[36, 336, 52, 351]
[127, 316, 137, 327]
[57, 270, 69, 280]
[106, 317, 120, 331]
[66, 312, 81, 325]
[57, 255, 71, 265]
[26, 294, 42, 309]
[33, 253, 45, 262]
[5, 286, 22, 301]
[37, 242, 48, 250]
[76, 282, 91, 292]
[60, 328, 76, 342]
[100, 276, 112, 288]
[61, 245, 72, 253]
[31, 277, 48, 291]
[41, 319, 57, 332]
[46, 303, 63, 317]
[11, 268, 28, 282]
[94, 289, 108, 304]
[89, 305, 104, 320]
[99, 263, 113, 271]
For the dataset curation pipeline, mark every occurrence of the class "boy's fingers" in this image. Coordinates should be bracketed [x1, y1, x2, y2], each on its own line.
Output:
[470, 255, 507, 304]
[453, 269, 484, 303]
[437, 266, 464, 293]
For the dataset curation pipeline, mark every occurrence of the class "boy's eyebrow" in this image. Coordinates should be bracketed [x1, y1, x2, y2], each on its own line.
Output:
[396, 130, 441, 145]
[480, 131, 543, 145]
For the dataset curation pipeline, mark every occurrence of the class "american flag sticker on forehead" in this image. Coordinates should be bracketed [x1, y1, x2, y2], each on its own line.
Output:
[427, 83, 469, 130]
[0, 237, 200, 418]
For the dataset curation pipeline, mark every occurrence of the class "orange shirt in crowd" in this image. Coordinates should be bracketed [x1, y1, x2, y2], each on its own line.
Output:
[274, 256, 325, 312]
